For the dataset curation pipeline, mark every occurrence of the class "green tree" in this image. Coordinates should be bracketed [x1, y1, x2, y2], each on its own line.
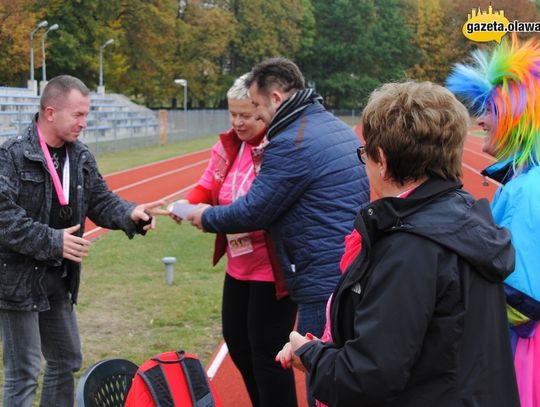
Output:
[168, 0, 312, 108]
[408, 0, 452, 83]
[0, 0, 42, 86]
[172, 2, 236, 108]
[300, 0, 417, 109]
[446, 0, 540, 63]
[227, 0, 314, 75]
[296, 0, 316, 61]
[116, 0, 178, 106]
[32, 0, 122, 88]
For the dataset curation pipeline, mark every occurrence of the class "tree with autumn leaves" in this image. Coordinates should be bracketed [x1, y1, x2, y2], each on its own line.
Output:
[0, 0, 44, 86]
[408, 0, 540, 85]
[1, 0, 539, 109]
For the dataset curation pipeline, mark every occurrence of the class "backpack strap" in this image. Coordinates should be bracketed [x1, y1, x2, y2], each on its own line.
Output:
[139, 365, 174, 407]
[179, 353, 215, 407]
[139, 350, 214, 407]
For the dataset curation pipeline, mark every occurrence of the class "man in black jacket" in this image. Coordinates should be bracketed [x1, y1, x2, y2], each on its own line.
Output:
[0, 75, 166, 406]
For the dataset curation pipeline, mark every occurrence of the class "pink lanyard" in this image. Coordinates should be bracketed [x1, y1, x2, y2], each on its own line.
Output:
[36, 126, 70, 205]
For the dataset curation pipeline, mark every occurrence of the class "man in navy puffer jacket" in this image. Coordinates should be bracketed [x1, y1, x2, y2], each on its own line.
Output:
[188, 57, 369, 405]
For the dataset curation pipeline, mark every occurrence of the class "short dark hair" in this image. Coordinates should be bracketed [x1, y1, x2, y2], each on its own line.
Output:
[40, 75, 90, 111]
[362, 81, 468, 183]
[245, 57, 305, 96]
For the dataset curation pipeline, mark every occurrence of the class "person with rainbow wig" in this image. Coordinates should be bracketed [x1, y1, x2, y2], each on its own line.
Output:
[447, 34, 540, 407]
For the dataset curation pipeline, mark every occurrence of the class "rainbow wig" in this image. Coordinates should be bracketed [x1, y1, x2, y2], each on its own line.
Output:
[446, 34, 540, 169]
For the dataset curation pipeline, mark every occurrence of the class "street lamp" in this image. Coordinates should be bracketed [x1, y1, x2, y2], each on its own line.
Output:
[28, 20, 48, 93]
[98, 38, 114, 94]
[174, 79, 187, 113]
[41, 23, 59, 83]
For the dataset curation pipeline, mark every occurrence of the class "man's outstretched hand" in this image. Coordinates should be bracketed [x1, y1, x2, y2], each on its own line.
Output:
[130, 200, 169, 232]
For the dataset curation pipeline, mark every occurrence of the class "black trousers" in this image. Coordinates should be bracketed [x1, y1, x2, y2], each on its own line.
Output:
[222, 273, 298, 407]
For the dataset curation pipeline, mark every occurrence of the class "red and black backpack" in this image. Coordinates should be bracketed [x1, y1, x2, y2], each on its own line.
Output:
[125, 350, 221, 407]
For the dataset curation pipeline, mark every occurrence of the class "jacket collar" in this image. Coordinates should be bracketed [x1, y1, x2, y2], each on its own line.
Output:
[218, 127, 267, 163]
[481, 158, 514, 185]
[22, 114, 46, 162]
[357, 178, 463, 249]
[24, 113, 88, 163]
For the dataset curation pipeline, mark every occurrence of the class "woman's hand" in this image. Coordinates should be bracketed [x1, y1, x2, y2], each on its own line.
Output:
[275, 331, 317, 372]
[168, 199, 188, 224]
[186, 203, 211, 231]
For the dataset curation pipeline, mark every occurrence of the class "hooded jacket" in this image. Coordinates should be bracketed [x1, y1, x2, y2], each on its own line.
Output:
[297, 178, 519, 407]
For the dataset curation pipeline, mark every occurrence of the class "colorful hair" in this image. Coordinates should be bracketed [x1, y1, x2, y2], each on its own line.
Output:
[446, 34, 540, 168]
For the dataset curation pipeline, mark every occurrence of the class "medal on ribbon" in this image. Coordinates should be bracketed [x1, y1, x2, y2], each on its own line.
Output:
[59, 206, 73, 221]
[37, 125, 72, 222]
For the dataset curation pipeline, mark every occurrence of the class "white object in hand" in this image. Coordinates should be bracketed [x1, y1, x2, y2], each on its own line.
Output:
[169, 201, 200, 219]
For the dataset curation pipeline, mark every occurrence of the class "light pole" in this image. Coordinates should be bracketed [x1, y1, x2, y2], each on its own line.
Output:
[40, 23, 59, 93]
[28, 20, 48, 93]
[174, 79, 187, 113]
[98, 38, 114, 95]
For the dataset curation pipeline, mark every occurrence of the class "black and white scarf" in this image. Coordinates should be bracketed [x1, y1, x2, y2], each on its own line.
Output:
[267, 88, 323, 140]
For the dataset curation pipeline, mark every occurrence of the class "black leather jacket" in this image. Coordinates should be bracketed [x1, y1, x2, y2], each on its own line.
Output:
[0, 117, 138, 311]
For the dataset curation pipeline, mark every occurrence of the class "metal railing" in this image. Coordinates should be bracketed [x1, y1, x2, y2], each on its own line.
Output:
[163, 109, 229, 142]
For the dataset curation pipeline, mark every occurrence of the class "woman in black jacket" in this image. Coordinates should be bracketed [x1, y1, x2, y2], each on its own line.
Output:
[276, 81, 520, 407]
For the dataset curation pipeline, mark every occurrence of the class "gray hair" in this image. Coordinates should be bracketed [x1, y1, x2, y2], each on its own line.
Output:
[40, 75, 90, 111]
[226, 73, 250, 100]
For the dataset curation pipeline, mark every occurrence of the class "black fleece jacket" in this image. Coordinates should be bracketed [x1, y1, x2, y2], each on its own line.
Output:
[297, 178, 519, 407]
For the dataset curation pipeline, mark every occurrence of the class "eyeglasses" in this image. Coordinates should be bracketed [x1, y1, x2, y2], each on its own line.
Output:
[357, 145, 367, 165]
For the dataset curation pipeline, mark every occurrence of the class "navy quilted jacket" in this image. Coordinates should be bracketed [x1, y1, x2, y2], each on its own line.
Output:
[202, 103, 370, 303]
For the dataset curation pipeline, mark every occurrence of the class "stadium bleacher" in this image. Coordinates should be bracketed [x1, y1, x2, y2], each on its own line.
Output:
[0, 86, 159, 151]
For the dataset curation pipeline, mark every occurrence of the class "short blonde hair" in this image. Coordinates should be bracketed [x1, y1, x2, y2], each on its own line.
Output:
[227, 73, 250, 100]
[361, 81, 468, 183]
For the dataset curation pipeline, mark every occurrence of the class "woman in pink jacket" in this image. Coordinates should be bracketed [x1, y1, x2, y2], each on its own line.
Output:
[172, 74, 297, 407]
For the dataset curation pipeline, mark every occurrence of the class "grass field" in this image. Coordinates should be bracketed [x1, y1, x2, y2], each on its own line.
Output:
[77, 205, 225, 365]
[0, 136, 225, 404]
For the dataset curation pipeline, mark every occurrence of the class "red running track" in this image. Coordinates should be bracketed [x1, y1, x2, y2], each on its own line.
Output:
[83, 149, 211, 239]
[85, 130, 497, 406]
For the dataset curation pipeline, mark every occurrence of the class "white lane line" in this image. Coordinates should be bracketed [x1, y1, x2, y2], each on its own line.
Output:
[206, 342, 229, 380]
[110, 159, 208, 193]
[83, 226, 103, 238]
[463, 146, 496, 161]
[159, 183, 199, 202]
[104, 148, 212, 177]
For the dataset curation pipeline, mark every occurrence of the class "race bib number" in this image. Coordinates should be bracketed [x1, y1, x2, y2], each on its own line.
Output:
[226, 233, 254, 257]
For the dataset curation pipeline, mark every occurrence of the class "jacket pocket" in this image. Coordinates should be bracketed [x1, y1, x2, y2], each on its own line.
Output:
[18, 171, 46, 217]
[0, 254, 32, 303]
